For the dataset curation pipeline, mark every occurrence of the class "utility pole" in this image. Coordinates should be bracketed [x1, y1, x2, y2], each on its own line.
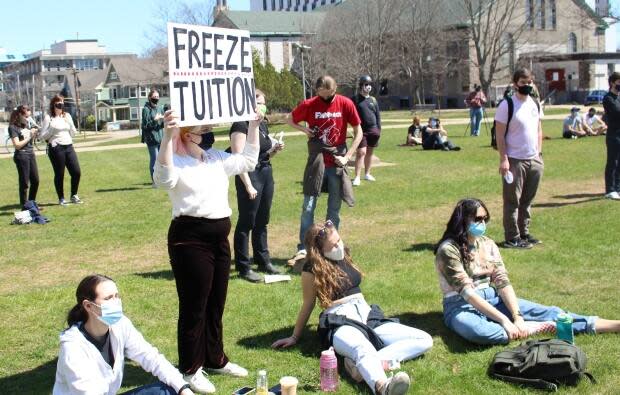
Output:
[71, 68, 82, 136]
[32, 74, 35, 115]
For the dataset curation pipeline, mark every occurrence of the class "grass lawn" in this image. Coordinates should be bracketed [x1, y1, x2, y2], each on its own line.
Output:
[0, 116, 618, 394]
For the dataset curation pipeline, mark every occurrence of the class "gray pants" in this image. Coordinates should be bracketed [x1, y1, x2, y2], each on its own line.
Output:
[502, 156, 544, 240]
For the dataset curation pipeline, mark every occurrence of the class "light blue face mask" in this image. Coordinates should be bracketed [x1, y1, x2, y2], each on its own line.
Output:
[94, 299, 123, 326]
[468, 221, 486, 238]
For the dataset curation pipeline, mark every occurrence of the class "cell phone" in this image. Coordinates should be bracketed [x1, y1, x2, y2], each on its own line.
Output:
[232, 386, 255, 395]
[269, 383, 282, 395]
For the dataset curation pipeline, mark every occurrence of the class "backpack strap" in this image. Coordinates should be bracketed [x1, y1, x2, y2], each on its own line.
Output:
[504, 97, 514, 140]
[583, 372, 597, 384]
[490, 372, 558, 392]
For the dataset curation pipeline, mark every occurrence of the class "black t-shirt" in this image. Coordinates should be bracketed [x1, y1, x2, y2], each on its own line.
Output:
[229, 121, 272, 168]
[8, 124, 33, 155]
[352, 94, 381, 133]
[303, 259, 362, 301]
[408, 124, 421, 137]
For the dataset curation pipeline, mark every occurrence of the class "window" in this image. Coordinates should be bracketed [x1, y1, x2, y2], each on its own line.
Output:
[112, 88, 118, 99]
[109, 71, 118, 81]
[548, 0, 556, 29]
[129, 87, 137, 98]
[536, 0, 545, 29]
[526, 0, 534, 29]
[568, 32, 577, 53]
[130, 107, 139, 120]
[140, 86, 148, 97]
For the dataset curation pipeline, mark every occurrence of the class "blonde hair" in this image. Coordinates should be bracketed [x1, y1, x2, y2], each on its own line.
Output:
[412, 116, 420, 126]
[304, 223, 362, 309]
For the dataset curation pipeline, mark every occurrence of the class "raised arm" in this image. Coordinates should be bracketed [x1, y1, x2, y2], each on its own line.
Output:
[272, 272, 317, 348]
[153, 110, 179, 189]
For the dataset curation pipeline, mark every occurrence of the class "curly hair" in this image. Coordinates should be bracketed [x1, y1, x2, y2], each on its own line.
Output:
[304, 223, 362, 309]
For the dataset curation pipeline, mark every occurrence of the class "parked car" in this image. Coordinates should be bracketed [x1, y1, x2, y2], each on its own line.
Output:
[584, 90, 607, 105]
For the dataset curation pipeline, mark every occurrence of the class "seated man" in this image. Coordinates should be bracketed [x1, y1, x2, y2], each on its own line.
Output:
[583, 107, 607, 136]
[422, 118, 460, 151]
[562, 107, 587, 139]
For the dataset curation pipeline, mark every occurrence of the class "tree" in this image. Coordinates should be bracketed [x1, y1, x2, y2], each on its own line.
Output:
[253, 51, 303, 112]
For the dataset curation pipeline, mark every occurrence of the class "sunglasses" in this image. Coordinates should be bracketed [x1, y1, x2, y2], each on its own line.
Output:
[474, 215, 489, 223]
[317, 220, 335, 239]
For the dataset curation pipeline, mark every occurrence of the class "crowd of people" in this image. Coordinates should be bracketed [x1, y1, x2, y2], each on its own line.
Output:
[5, 67, 617, 394]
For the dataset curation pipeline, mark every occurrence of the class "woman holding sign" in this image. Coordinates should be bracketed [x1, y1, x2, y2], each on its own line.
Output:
[154, 109, 260, 394]
[230, 89, 284, 282]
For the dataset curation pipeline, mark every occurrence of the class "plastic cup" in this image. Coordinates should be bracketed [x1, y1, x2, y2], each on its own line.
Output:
[280, 376, 298, 395]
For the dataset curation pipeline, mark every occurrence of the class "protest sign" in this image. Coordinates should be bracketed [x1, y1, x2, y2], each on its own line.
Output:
[167, 22, 256, 126]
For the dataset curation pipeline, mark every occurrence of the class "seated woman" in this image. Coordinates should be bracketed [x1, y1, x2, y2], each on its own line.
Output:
[421, 118, 460, 151]
[404, 116, 423, 146]
[53, 274, 194, 395]
[272, 221, 432, 395]
[435, 198, 620, 345]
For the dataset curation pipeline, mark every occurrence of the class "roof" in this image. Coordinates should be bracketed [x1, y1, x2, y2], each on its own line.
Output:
[103, 57, 168, 86]
[213, 10, 326, 36]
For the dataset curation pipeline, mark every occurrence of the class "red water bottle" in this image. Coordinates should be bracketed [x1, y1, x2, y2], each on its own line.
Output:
[319, 347, 338, 392]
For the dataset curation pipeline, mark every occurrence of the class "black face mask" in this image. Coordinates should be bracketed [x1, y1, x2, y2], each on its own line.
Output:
[54, 102, 64, 110]
[320, 95, 335, 103]
[517, 85, 533, 96]
[150, 98, 159, 105]
[198, 132, 215, 150]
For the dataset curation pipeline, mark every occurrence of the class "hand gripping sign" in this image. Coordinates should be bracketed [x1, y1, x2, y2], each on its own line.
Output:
[167, 23, 257, 126]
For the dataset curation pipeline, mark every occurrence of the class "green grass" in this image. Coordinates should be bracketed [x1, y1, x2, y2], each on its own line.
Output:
[0, 118, 618, 394]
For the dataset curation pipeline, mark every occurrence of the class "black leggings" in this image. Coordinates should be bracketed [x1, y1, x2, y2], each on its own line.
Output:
[13, 153, 39, 207]
[47, 144, 81, 200]
[605, 138, 620, 193]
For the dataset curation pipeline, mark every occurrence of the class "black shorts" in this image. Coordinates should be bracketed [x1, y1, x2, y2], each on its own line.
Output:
[359, 129, 381, 148]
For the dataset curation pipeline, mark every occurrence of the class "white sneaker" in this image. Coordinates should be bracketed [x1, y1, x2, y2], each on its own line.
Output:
[70, 194, 83, 204]
[364, 174, 376, 181]
[183, 367, 216, 394]
[352, 177, 361, 186]
[605, 191, 620, 200]
[287, 249, 307, 266]
[381, 372, 411, 395]
[209, 361, 248, 377]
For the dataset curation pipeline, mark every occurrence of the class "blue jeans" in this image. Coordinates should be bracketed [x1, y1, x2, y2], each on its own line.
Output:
[443, 288, 598, 345]
[329, 297, 433, 393]
[297, 167, 343, 251]
[470, 107, 483, 136]
[120, 382, 176, 395]
[147, 143, 160, 181]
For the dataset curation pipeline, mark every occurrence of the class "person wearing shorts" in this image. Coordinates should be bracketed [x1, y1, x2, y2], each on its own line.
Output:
[352, 75, 381, 186]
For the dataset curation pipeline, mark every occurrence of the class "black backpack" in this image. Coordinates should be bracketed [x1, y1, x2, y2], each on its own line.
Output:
[488, 339, 595, 392]
[491, 97, 540, 149]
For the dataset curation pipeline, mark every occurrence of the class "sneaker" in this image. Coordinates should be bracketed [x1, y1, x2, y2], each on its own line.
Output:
[287, 249, 306, 266]
[257, 263, 281, 274]
[381, 372, 411, 395]
[59, 198, 68, 206]
[605, 191, 620, 200]
[183, 368, 216, 394]
[239, 270, 262, 283]
[344, 357, 363, 383]
[364, 174, 376, 182]
[451, 146, 461, 151]
[352, 177, 361, 186]
[524, 321, 556, 336]
[209, 361, 248, 377]
[503, 237, 533, 249]
[70, 195, 83, 204]
[521, 234, 541, 245]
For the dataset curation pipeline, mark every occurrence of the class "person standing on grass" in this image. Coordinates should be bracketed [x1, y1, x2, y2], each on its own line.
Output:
[154, 109, 261, 394]
[141, 89, 164, 184]
[53, 274, 195, 395]
[602, 71, 620, 200]
[40, 94, 83, 206]
[8, 105, 40, 208]
[230, 89, 284, 283]
[465, 84, 487, 137]
[273, 221, 432, 395]
[435, 198, 620, 345]
[351, 75, 381, 186]
[494, 68, 543, 249]
[286, 76, 362, 267]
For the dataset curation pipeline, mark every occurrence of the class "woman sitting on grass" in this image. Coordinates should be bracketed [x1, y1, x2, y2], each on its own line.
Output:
[272, 221, 433, 395]
[53, 274, 194, 395]
[404, 116, 423, 146]
[435, 198, 620, 345]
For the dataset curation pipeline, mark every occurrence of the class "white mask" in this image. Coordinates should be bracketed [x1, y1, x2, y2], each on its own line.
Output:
[324, 240, 345, 261]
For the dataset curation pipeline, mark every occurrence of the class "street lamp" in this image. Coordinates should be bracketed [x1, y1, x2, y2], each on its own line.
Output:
[294, 43, 311, 99]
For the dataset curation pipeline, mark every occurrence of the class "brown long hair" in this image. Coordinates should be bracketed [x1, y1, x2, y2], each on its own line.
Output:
[66, 274, 114, 327]
[9, 105, 29, 128]
[49, 94, 65, 118]
[304, 223, 362, 308]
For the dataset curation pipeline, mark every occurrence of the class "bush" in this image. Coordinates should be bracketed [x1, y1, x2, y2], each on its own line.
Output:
[253, 51, 303, 112]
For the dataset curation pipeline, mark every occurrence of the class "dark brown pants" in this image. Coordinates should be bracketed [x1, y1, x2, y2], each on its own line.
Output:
[502, 156, 544, 241]
[168, 216, 231, 374]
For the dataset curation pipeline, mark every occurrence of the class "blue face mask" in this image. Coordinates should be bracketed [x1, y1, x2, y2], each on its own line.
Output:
[468, 221, 486, 238]
[94, 299, 123, 326]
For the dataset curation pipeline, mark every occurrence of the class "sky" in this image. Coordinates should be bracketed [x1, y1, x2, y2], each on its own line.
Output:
[0, 0, 619, 56]
[0, 0, 249, 56]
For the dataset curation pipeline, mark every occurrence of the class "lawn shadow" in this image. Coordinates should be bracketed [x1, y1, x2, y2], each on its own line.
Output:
[0, 202, 56, 217]
[533, 195, 603, 208]
[96, 187, 148, 193]
[237, 325, 319, 358]
[134, 270, 174, 281]
[0, 358, 57, 392]
[395, 312, 486, 354]
[402, 242, 435, 252]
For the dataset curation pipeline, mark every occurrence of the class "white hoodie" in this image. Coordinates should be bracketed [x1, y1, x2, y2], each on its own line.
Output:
[53, 316, 186, 395]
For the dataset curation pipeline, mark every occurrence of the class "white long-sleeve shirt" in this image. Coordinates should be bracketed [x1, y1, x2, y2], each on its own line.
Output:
[40, 113, 77, 146]
[154, 144, 259, 219]
[53, 316, 187, 395]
